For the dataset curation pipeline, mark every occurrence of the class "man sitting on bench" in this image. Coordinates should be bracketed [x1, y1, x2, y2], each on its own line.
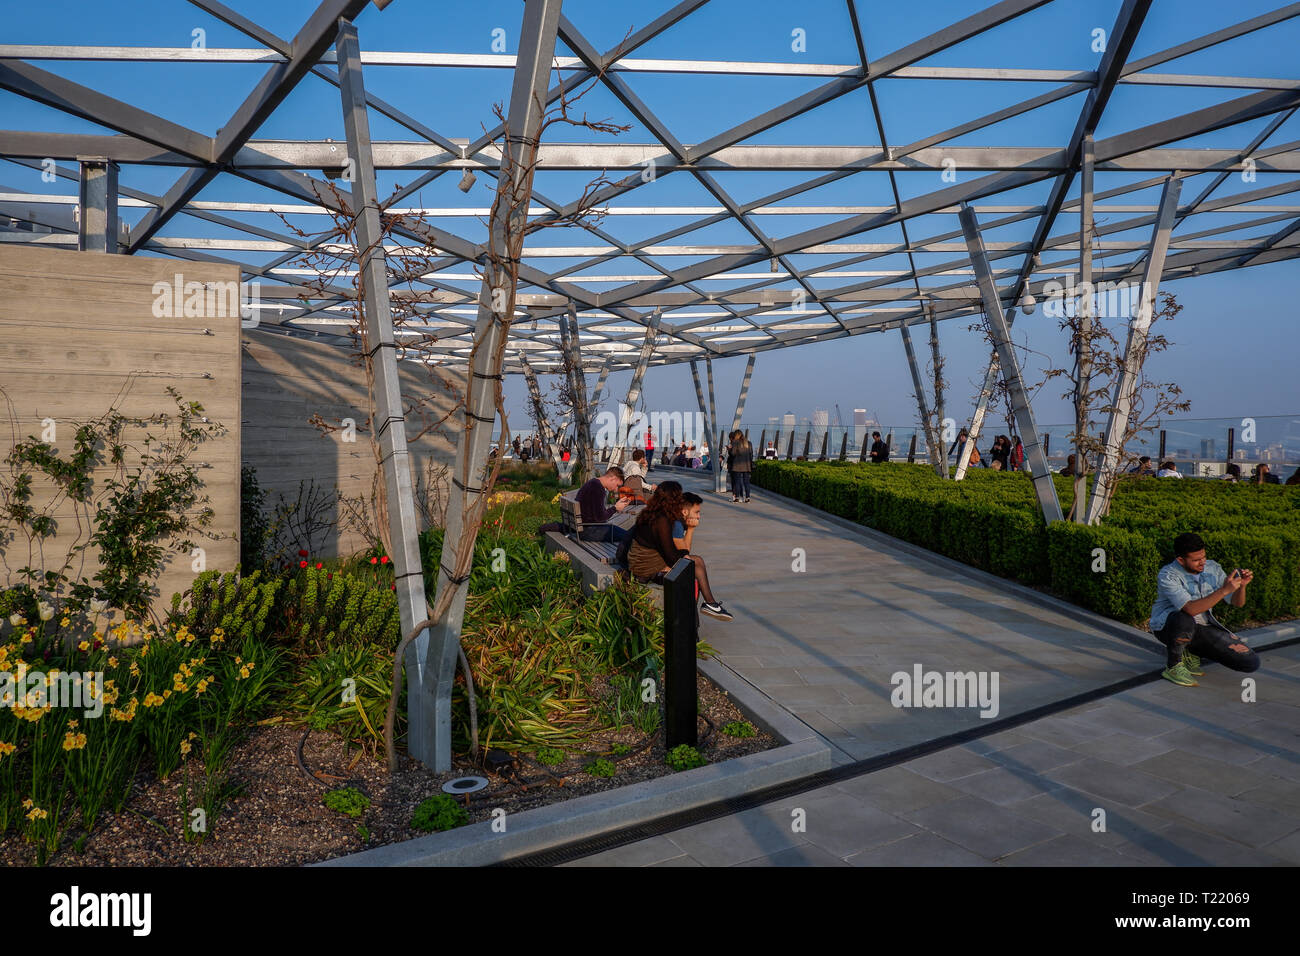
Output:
[577, 466, 631, 544]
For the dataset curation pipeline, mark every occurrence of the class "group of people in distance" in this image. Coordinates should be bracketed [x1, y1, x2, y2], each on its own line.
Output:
[509, 434, 545, 461]
[949, 429, 1024, 471]
[1123, 455, 1295, 483]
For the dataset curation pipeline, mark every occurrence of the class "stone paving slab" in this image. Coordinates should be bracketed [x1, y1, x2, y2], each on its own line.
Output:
[667, 472, 1161, 764]
[571, 644, 1300, 866]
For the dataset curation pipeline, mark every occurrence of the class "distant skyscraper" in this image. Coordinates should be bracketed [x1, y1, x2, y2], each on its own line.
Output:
[782, 411, 795, 429]
[853, 409, 868, 448]
[812, 408, 829, 429]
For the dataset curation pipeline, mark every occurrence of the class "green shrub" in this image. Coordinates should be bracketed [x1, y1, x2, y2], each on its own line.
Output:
[322, 787, 370, 818]
[535, 746, 566, 766]
[411, 794, 470, 832]
[585, 758, 616, 778]
[665, 744, 706, 771]
[720, 720, 757, 738]
[752, 460, 1299, 626]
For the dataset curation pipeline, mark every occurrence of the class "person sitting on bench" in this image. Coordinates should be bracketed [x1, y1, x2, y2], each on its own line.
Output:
[627, 482, 733, 621]
[576, 466, 631, 544]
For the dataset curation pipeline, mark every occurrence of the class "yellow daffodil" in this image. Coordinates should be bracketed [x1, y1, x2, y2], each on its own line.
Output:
[142, 693, 165, 708]
[26, 805, 48, 823]
[77, 641, 90, 652]
[62, 732, 87, 751]
[0, 741, 16, 760]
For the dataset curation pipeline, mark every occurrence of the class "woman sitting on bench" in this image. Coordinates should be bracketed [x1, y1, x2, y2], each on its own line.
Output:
[626, 482, 733, 622]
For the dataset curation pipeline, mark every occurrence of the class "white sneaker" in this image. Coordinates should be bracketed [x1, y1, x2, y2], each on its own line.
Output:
[699, 602, 733, 622]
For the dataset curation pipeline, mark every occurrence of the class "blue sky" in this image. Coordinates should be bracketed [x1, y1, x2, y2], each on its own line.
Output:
[4, 0, 1298, 433]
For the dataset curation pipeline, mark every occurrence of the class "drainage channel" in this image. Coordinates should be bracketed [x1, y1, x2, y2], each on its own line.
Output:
[498, 636, 1299, 867]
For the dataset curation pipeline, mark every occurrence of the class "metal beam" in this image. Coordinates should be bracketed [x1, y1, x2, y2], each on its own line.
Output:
[959, 203, 1062, 524]
[1085, 176, 1181, 525]
[129, 0, 371, 252]
[335, 18, 434, 777]
[729, 353, 757, 436]
[900, 319, 939, 472]
[420, 0, 563, 771]
[610, 307, 662, 467]
[705, 357, 724, 492]
[77, 159, 119, 253]
[927, 302, 948, 477]
[1073, 133, 1096, 520]
[560, 304, 595, 481]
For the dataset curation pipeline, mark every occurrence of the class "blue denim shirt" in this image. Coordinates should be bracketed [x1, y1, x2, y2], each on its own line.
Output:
[1149, 559, 1226, 632]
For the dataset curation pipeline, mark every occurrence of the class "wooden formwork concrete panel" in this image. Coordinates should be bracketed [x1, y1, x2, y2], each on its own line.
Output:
[0, 244, 241, 621]
[240, 331, 459, 561]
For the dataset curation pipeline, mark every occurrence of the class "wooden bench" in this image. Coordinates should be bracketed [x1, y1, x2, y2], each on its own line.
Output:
[558, 490, 624, 565]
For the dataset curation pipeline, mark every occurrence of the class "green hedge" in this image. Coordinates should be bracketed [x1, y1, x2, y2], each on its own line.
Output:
[753, 460, 1300, 627]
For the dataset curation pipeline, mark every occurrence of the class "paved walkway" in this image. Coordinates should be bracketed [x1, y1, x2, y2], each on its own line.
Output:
[568, 643, 1300, 866]
[663, 470, 1158, 764]
[567, 468, 1300, 866]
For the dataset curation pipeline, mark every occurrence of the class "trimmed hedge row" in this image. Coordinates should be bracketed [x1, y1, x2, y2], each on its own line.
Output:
[752, 460, 1300, 627]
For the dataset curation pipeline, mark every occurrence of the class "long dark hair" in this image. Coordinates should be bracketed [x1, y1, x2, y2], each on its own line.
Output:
[636, 480, 684, 529]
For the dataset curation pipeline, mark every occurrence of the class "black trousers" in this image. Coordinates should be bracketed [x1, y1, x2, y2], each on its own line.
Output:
[1154, 610, 1259, 672]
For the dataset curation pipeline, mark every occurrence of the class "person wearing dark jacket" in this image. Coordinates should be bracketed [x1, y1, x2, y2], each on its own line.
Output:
[576, 466, 630, 543]
[626, 482, 732, 621]
[727, 430, 754, 502]
[869, 431, 888, 463]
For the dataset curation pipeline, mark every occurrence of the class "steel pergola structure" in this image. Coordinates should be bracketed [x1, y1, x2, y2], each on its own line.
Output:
[4, 0, 1299, 769]
[2, 0, 1298, 375]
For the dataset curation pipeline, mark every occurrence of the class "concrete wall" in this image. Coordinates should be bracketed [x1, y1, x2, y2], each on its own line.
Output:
[0, 244, 241, 619]
[240, 330, 460, 561]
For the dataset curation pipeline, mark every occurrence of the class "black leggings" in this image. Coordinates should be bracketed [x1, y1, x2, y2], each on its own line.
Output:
[1155, 611, 1259, 672]
[731, 472, 750, 498]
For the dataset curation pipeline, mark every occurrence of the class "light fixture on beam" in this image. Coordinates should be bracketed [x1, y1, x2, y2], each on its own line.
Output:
[1019, 291, 1036, 314]
[458, 170, 477, 193]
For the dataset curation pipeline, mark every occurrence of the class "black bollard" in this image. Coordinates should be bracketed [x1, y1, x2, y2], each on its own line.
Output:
[663, 556, 698, 749]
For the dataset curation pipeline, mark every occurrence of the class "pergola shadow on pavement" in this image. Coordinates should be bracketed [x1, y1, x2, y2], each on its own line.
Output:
[566, 470, 1300, 867]
[674, 470, 1157, 763]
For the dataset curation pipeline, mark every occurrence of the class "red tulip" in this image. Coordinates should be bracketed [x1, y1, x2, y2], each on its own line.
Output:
[380, 555, 390, 565]
[390, 584, 396, 591]
[369, 557, 378, 565]
[298, 549, 309, 557]
[315, 562, 323, 569]
[299, 560, 308, 568]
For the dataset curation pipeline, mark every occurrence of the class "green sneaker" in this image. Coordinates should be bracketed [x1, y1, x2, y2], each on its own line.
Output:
[1162, 661, 1199, 687]
[1182, 650, 1204, 676]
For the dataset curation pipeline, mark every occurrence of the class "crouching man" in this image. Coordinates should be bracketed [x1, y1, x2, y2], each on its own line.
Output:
[1150, 532, 1259, 686]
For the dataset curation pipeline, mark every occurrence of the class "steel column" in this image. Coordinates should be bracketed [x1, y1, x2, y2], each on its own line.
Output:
[560, 303, 595, 482]
[901, 319, 939, 471]
[610, 308, 662, 467]
[336, 20, 433, 766]
[959, 203, 1063, 523]
[928, 302, 948, 477]
[1086, 175, 1181, 524]
[421, 0, 563, 770]
[77, 159, 119, 253]
[1073, 133, 1096, 521]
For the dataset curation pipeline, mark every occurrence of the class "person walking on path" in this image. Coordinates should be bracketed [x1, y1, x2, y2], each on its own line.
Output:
[1150, 532, 1259, 686]
[727, 429, 753, 502]
[644, 426, 655, 470]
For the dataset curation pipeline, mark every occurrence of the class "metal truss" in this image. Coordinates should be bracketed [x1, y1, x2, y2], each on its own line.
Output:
[3, 0, 1299, 374]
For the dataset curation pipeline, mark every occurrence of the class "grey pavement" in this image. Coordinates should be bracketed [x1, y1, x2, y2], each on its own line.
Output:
[566, 470, 1300, 866]
[568, 643, 1300, 866]
[662, 471, 1159, 763]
